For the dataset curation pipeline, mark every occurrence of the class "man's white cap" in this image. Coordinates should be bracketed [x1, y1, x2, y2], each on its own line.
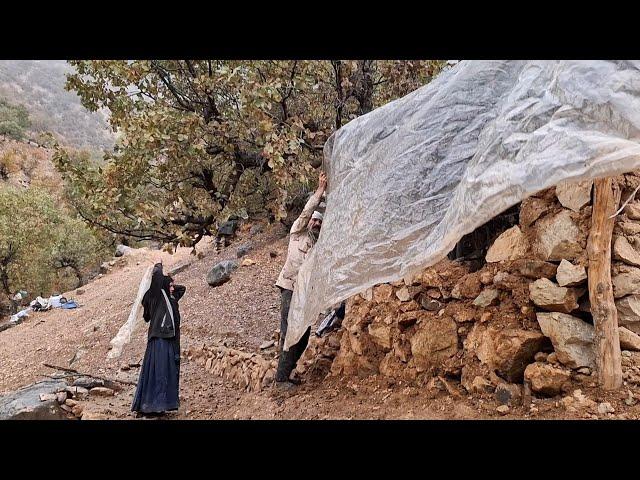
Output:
[311, 211, 324, 221]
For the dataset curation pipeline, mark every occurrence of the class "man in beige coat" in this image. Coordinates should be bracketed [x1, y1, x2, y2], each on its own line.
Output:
[275, 172, 327, 386]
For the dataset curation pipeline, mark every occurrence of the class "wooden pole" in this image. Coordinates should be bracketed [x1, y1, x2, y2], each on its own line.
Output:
[587, 177, 622, 390]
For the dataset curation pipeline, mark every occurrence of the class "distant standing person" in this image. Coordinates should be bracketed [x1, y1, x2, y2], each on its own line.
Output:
[274, 171, 327, 388]
[132, 258, 186, 416]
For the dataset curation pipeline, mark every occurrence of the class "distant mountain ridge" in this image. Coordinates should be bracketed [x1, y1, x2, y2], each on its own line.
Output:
[0, 61, 115, 151]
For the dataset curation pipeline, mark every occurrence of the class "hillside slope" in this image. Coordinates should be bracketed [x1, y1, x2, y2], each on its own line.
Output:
[0, 61, 114, 151]
[3, 223, 640, 420]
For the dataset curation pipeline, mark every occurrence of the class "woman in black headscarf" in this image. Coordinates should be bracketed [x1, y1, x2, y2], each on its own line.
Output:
[132, 258, 186, 416]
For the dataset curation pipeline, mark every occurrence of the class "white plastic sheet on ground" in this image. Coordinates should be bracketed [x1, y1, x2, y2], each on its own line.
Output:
[284, 60, 640, 350]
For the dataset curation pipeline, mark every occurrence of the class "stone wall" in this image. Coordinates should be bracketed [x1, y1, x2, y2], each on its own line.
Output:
[329, 173, 640, 398]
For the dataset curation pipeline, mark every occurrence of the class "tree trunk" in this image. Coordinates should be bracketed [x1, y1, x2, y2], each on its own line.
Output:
[587, 177, 622, 390]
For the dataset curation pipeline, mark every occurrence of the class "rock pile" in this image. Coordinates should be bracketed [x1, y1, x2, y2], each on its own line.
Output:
[186, 344, 277, 392]
[0, 377, 117, 420]
[329, 173, 640, 402]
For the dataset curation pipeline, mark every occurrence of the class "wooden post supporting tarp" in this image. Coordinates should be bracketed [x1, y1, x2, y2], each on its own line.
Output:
[587, 177, 622, 390]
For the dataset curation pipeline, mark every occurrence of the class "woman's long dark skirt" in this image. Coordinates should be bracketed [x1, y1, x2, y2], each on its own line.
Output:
[131, 337, 180, 413]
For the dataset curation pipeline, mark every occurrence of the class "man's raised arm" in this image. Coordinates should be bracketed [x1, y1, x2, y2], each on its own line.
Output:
[290, 172, 327, 234]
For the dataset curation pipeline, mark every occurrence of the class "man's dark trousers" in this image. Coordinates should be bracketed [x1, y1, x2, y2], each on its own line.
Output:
[276, 288, 310, 382]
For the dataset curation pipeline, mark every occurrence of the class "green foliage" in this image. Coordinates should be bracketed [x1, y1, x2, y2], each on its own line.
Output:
[0, 185, 109, 310]
[57, 60, 446, 249]
[0, 98, 30, 140]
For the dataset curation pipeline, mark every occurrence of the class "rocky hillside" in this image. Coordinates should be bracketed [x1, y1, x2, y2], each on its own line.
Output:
[0, 61, 114, 151]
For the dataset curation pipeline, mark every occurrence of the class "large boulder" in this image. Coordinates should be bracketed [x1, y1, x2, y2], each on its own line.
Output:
[486, 226, 528, 263]
[206, 260, 239, 287]
[0, 380, 68, 420]
[524, 362, 571, 396]
[529, 278, 581, 313]
[535, 210, 583, 261]
[115, 244, 133, 257]
[613, 236, 640, 267]
[555, 179, 593, 212]
[410, 317, 458, 372]
[616, 295, 640, 334]
[536, 312, 595, 368]
[467, 326, 547, 382]
[556, 259, 587, 287]
[612, 265, 640, 298]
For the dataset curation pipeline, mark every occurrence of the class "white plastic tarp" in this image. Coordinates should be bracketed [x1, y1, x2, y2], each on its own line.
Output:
[284, 60, 640, 349]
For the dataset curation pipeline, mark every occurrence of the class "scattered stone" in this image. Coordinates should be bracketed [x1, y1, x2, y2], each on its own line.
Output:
[241, 258, 256, 266]
[613, 265, 640, 298]
[513, 259, 558, 280]
[480, 311, 492, 323]
[616, 295, 640, 334]
[486, 226, 529, 263]
[556, 260, 587, 287]
[537, 312, 595, 368]
[625, 390, 637, 406]
[395, 287, 412, 302]
[120, 364, 130, 371]
[524, 362, 571, 396]
[259, 340, 275, 350]
[471, 376, 494, 394]
[38, 393, 56, 402]
[495, 383, 522, 406]
[597, 402, 615, 415]
[529, 278, 580, 313]
[373, 284, 394, 303]
[535, 210, 583, 261]
[76, 289, 85, 295]
[473, 289, 499, 308]
[56, 392, 67, 404]
[206, 260, 238, 287]
[72, 404, 84, 416]
[64, 399, 78, 407]
[89, 387, 115, 397]
[419, 295, 441, 311]
[619, 326, 640, 351]
[547, 352, 559, 364]
[577, 367, 591, 375]
[236, 243, 253, 258]
[480, 271, 494, 285]
[496, 405, 510, 415]
[269, 251, 278, 258]
[249, 223, 264, 236]
[65, 386, 89, 399]
[451, 274, 482, 300]
[555, 179, 593, 212]
[73, 377, 105, 390]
